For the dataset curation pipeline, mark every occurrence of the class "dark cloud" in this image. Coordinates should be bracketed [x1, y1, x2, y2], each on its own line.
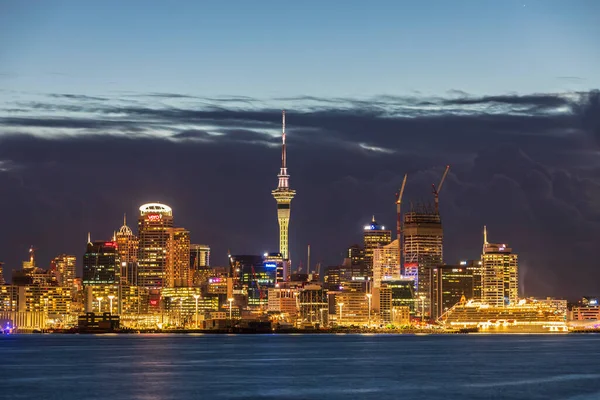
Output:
[0, 89, 599, 299]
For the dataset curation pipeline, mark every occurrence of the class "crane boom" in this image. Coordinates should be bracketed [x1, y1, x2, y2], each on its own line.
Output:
[437, 165, 450, 193]
[396, 174, 408, 276]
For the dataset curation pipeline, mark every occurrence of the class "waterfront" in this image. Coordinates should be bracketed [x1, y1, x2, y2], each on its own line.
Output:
[2, 334, 600, 399]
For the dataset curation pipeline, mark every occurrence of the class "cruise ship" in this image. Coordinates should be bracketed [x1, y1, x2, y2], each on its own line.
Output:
[439, 297, 568, 333]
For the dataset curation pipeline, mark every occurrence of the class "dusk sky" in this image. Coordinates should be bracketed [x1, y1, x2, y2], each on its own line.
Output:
[1, 0, 599, 299]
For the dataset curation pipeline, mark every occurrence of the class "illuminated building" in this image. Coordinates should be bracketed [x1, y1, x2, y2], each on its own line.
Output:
[51, 254, 76, 288]
[347, 244, 365, 266]
[165, 227, 191, 287]
[0, 262, 5, 285]
[267, 287, 299, 319]
[264, 252, 288, 283]
[84, 285, 149, 315]
[461, 259, 483, 300]
[324, 262, 369, 291]
[13, 247, 58, 286]
[190, 244, 210, 268]
[161, 287, 219, 326]
[440, 298, 567, 333]
[380, 280, 415, 315]
[137, 203, 174, 289]
[116, 215, 139, 286]
[379, 286, 411, 326]
[336, 280, 369, 325]
[481, 227, 518, 307]
[372, 239, 400, 288]
[271, 111, 296, 260]
[15, 286, 72, 318]
[431, 265, 474, 320]
[83, 241, 120, 285]
[229, 255, 275, 309]
[0, 285, 18, 311]
[363, 216, 392, 269]
[402, 206, 443, 319]
[298, 284, 328, 326]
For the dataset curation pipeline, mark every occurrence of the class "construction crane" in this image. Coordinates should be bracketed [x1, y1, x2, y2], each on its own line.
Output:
[395, 174, 408, 276]
[432, 165, 450, 214]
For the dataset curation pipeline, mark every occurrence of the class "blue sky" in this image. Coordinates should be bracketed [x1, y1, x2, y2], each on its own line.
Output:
[1, 0, 599, 98]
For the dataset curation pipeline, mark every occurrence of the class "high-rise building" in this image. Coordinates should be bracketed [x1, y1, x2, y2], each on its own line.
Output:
[116, 215, 139, 286]
[0, 262, 5, 285]
[83, 241, 120, 285]
[137, 203, 174, 289]
[190, 244, 210, 268]
[165, 227, 191, 287]
[51, 254, 76, 288]
[347, 244, 365, 266]
[363, 216, 392, 269]
[481, 227, 518, 307]
[402, 206, 443, 319]
[461, 259, 483, 300]
[431, 265, 474, 320]
[271, 111, 296, 260]
[372, 239, 400, 288]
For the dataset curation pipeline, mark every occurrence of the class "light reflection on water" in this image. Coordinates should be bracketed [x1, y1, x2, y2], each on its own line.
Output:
[1, 334, 600, 400]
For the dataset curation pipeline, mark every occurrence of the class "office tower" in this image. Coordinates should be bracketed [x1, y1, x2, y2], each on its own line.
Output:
[229, 255, 275, 309]
[51, 254, 76, 287]
[190, 244, 210, 268]
[431, 265, 474, 320]
[165, 227, 191, 287]
[461, 259, 483, 300]
[403, 205, 443, 319]
[271, 111, 296, 260]
[363, 216, 392, 269]
[116, 215, 139, 286]
[347, 244, 365, 266]
[83, 241, 120, 285]
[298, 284, 328, 325]
[481, 227, 518, 306]
[264, 252, 288, 283]
[137, 203, 174, 289]
[372, 239, 400, 288]
[0, 262, 5, 285]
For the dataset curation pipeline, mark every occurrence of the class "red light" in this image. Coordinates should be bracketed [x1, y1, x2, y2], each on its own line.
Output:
[104, 242, 116, 247]
[150, 300, 158, 305]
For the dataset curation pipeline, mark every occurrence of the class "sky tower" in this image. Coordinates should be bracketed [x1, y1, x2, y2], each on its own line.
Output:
[272, 110, 296, 260]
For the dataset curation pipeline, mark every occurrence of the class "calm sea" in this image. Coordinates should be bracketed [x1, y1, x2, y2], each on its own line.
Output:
[1, 334, 600, 399]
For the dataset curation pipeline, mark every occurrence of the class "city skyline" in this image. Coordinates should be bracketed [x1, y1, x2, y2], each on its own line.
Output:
[1, 1, 600, 300]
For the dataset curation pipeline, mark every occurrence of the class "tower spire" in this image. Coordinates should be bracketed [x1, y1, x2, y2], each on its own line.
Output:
[123, 213, 127, 226]
[87, 232, 91, 244]
[483, 225, 488, 253]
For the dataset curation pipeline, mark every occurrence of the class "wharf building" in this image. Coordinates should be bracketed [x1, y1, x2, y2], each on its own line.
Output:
[481, 227, 518, 307]
[271, 111, 296, 261]
[363, 216, 391, 270]
[402, 204, 443, 319]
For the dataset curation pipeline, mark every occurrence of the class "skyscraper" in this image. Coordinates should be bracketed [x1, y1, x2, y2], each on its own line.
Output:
[431, 265, 474, 320]
[271, 111, 296, 260]
[52, 254, 76, 287]
[372, 239, 400, 288]
[363, 216, 392, 269]
[347, 244, 365, 266]
[403, 205, 443, 319]
[165, 227, 191, 287]
[190, 244, 210, 268]
[83, 241, 120, 285]
[481, 227, 518, 307]
[137, 203, 174, 289]
[116, 214, 139, 286]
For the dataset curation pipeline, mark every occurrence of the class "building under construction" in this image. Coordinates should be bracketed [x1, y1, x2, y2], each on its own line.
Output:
[402, 203, 443, 319]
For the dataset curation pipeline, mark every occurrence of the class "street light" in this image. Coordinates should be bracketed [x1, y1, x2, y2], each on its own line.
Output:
[228, 298, 234, 320]
[107, 295, 115, 315]
[419, 295, 426, 325]
[366, 293, 372, 327]
[338, 303, 344, 325]
[97, 297, 104, 314]
[193, 294, 200, 328]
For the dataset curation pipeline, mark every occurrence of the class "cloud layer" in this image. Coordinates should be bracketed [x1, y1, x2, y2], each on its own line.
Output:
[0, 89, 599, 299]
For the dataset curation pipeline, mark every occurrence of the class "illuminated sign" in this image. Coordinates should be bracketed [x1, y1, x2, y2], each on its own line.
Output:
[104, 242, 116, 247]
[147, 214, 162, 221]
[590, 299, 598, 306]
[264, 262, 277, 268]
